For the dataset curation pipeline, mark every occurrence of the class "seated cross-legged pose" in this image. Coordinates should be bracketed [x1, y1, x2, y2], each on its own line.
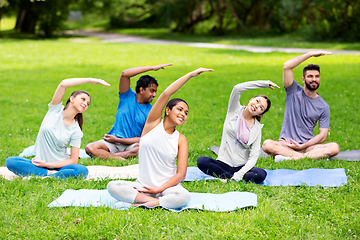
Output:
[197, 80, 279, 183]
[107, 68, 213, 208]
[262, 51, 340, 162]
[6, 78, 110, 179]
[85, 64, 172, 160]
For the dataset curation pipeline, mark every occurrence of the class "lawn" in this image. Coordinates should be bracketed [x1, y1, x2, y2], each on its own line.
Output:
[2, 15, 360, 51]
[0, 37, 359, 239]
[111, 28, 360, 51]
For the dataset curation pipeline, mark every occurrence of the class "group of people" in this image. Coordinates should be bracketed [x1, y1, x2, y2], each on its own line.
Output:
[6, 51, 340, 209]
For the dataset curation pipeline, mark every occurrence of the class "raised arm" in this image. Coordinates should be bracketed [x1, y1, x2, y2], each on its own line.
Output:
[141, 68, 213, 136]
[283, 51, 332, 88]
[51, 78, 110, 106]
[119, 64, 173, 94]
[228, 80, 279, 113]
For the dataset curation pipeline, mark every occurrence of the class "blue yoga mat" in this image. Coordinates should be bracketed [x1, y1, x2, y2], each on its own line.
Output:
[184, 167, 347, 187]
[211, 145, 360, 161]
[48, 189, 257, 212]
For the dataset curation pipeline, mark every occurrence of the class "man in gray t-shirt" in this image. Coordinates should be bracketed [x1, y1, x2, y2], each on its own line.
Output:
[262, 51, 340, 161]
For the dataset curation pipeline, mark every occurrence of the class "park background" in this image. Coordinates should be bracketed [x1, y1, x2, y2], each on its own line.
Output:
[1, 0, 360, 239]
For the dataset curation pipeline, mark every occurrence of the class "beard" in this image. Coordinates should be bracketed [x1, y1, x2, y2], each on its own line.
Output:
[305, 81, 320, 91]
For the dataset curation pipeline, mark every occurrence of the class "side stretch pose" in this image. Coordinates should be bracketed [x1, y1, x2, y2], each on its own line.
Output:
[197, 80, 279, 183]
[6, 78, 110, 179]
[86, 64, 172, 160]
[107, 68, 213, 208]
[262, 51, 340, 161]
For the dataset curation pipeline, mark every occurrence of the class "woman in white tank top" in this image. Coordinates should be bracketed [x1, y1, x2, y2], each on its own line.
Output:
[107, 67, 213, 209]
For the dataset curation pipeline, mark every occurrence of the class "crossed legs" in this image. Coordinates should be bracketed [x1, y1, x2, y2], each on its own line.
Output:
[197, 156, 267, 183]
[5, 157, 88, 179]
[262, 139, 340, 160]
[107, 180, 190, 209]
[85, 141, 139, 160]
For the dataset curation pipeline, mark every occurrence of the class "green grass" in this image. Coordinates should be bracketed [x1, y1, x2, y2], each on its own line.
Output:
[2, 14, 360, 50]
[0, 16, 15, 31]
[1, 39, 360, 239]
[112, 28, 360, 51]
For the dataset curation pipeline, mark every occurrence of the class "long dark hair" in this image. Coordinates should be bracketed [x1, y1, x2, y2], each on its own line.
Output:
[64, 90, 90, 130]
[254, 95, 271, 122]
[164, 98, 188, 118]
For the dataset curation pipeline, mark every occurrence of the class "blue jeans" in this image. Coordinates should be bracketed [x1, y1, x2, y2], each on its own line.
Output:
[197, 156, 267, 183]
[6, 156, 88, 180]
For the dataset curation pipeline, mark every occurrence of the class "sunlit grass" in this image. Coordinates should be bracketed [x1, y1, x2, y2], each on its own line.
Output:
[0, 39, 359, 239]
[0, 16, 16, 31]
[113, 28, 360, 51]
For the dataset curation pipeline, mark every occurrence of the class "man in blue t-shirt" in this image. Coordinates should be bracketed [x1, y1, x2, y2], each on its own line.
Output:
[85, 64, 172, 160]
[262, 51, 340, 161]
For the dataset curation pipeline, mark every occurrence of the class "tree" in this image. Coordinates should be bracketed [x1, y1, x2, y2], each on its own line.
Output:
[0, 0, 9, 33]
[13, 0, 75, 37]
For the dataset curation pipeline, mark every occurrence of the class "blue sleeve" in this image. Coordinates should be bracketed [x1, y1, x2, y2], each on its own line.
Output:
[117, 88, 135, 109]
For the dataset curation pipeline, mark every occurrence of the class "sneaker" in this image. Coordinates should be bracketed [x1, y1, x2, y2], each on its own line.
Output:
[274, 155, 291, 163]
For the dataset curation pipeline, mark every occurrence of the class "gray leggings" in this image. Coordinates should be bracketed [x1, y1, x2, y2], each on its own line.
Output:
[107, 180, 190, 209]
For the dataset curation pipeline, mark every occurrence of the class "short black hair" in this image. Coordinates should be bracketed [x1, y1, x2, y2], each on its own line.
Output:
[135, 75, 159, 93]
[303, 64, 320, 77]
[164, 98, 188, 117]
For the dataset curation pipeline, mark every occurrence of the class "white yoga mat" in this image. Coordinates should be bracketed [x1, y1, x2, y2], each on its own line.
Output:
[48, 189, 257, 212]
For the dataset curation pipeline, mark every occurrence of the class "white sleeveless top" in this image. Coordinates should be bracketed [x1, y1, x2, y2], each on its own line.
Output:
[137, 120, 180, 188]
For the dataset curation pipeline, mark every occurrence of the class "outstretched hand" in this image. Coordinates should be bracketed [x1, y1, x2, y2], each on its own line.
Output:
[309, 51, 332, 58]
[90, 78, 111, 87]
[153, 63, 173, 71]
[190, 68, 214, 77]
[269, 81, 280, 90]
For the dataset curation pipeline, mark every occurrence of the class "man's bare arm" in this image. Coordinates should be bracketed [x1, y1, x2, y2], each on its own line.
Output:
[283, 51, 332, 88]
[119, 64, 173, 94]
[285, 128, 329, 150]
[103, 134, 140, 145]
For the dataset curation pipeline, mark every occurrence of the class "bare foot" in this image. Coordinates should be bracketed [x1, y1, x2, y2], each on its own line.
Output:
[47, 170, 57, 176]
[132, 200, 159, 208]
[112, 153, 126, 160]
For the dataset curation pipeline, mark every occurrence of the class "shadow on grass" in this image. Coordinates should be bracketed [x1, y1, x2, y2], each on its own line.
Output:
[0, 29, 88, 40]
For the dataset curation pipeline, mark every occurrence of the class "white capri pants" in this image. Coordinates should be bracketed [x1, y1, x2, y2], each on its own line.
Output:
[107, 180, 190, 209]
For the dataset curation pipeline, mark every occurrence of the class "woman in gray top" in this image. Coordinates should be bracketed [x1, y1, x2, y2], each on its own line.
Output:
[197, 80, 279, 183]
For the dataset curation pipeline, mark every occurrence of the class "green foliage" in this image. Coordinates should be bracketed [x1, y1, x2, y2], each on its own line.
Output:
[112, 28, 360, 51]
[80, 0, 360, 41]
[0, 0, 9, 8]
[304, 0, 360, 42]
[6, 0, 75, 37]
[0, 39, 360, 238]
[5, 0, 360, 40]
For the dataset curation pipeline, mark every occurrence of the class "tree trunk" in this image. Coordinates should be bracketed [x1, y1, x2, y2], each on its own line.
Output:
[220, 0, 248, 33]
[15, 9, 39, 34]
[15, 9, 26, 30]
[0, 7, 3, 35]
